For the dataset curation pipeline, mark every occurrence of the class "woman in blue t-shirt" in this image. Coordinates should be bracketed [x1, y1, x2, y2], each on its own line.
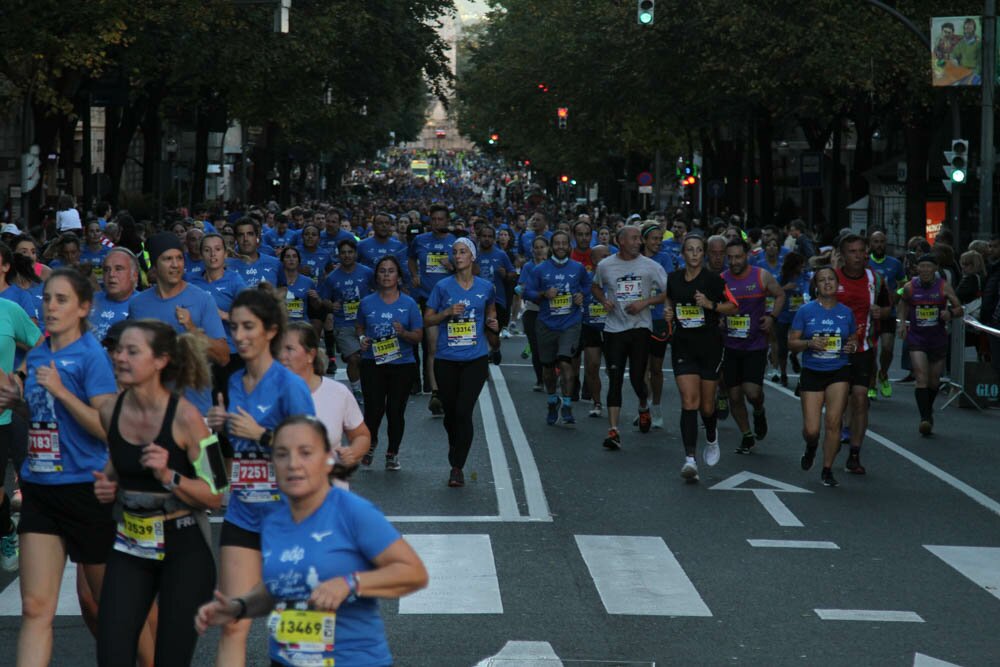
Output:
[277, 246, 314, 324]
[788, 266, 858, 488]
[195, 415, 428, 667]
[357, 255, 423, 470]
[0, 269, 118, 665]
[424, 238, 498, 488]
[206, 287, 316, 665]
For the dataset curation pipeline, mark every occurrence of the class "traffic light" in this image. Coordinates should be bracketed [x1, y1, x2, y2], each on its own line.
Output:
[681, 175, 697, 187]
[488, 132, 499, 145]
[943, 139, 968, 184]
[637, 0, 654, 25]
[557, 107, 568, 130]
[560, 174, 570, 183]
[537, 82, 549, 93]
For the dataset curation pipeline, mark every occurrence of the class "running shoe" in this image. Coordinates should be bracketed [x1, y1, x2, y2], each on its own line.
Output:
[429, 393, 444, 416]
[520, 344, 531, 360]
[867, 388, 877, 401]
[508, 322, 521, 335]
[546, 401, 560, 426]
[821, 469, 839, 487]
[801, 444, 818, 471]
[652, 416, 664, 430]
[844, 452, 866, 475]
[840, 427, 851, 445]
[0, 531, 17, 572]
[361, 448, 374, 466]
[753, 409, 768, 440]
[500, 328, 511, 339]
[680, 459, 699, 480]
[735, 433, 756, 455]
[919, 419, 933, 436]
[385, 454, 401, 471]
[602, 428, 622, 450]
[560, 404, 575, 425]
[703, 439, 721, 466]
[790, 353, 801, 373]
[638, 407, 652, 433]
[879, 377, 892, 398]
[716, 395, 730, 421]
[588, 402, 603, 418]
[448, 467, 465, 487]
[770, 373, 780, 383]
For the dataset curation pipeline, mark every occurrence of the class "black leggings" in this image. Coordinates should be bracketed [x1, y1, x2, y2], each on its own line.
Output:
[97, 521, 216, 667]
[434, 356, 489, 469]
[603, 328, 650, 408]
[361, 360, 416, 455]
[522, 309, 543, 383]
[775, 320, 791, 368]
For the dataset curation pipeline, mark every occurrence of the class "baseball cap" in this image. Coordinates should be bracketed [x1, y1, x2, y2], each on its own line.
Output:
[1, 223, 21, 236]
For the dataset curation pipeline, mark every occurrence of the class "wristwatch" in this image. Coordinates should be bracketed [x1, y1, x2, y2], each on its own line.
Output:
[259, 429, 273, 448]
[163, 470, 182, 491]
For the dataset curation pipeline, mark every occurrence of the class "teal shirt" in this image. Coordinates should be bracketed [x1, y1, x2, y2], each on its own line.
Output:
[0, 299, 42, 425]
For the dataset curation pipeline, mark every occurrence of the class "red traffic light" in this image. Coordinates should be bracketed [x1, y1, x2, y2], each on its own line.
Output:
[523, 159, 531, 166]
[557, 107, 569, 118]
[490, 133, 499, 141]
[560, 175, 570, 183]
[537, 83, 549, 92]
[681, 175, 697, 186]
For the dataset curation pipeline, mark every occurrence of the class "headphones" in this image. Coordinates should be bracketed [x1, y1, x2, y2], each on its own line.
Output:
[326, 457, 335, 466]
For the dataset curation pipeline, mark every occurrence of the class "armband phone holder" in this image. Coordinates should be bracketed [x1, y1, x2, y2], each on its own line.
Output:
[194, 434, 229, 494]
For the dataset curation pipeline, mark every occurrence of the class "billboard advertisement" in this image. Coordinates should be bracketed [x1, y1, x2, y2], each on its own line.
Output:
[931, 16, 982, 86]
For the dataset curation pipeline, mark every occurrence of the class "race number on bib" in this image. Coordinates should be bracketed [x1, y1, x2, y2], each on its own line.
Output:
[447, 318, 477, 347]
[726, 315, 751, 339]
[373, 335, 402, 365]
[588, 301, 607, 323]
[549, 293, 572, 316]
[915, 305, 939, 327]
[269, 607, 336, 656]
[426, 252, 449, 274]
[230, 454, 279, 503]
[615, 277, 642, 303]
[114, 511, 165, 561]
[676, 305, 705, 328]
[789, 295, 805, 311]
[28, 422, 62, 473]
[343, 300, 359, 320]
[287, 298, 304, 320]
[816, 334, 842, 360]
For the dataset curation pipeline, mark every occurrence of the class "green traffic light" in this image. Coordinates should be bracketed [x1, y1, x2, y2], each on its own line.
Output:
[952, 168, 967, 183]
[638, 11, 653, 24]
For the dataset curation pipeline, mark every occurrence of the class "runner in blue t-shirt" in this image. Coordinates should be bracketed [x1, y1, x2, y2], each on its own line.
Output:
[228, 218, 282, 287]
[189, 233, 248, 364]
[318, 240, 374, 402]
[296, 224, 333, 280]
[276, 247, 315, 324]
[774, 251, 812, 387]
[206, 289, 315, 665]
[424, 238, 498, 488]
[0, 269, 118, 664]
[88, 247, 140, 343]
[867, 230, 907, 398]
[789, 266, 858, 487]
[357, 213, 411, 287]
[195, 416, 427, 667]
[475, 225, 515, 365]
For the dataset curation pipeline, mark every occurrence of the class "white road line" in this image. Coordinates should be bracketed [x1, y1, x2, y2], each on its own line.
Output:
[913, 653, 963, 666]
[924, 545, 1000, 603]
[752, 489, 803, 527]
[575, 535, 712, 617]
[747, 539, 839, 549]
[479, 382, 521, 520]
[490, 365, 552, 521]
[400, 534, 503, 614]
[0, 562, 79, 616]
[764, 379, 1000, 519]
[210, 514, 549, 524]
[814, 609, 924, 622]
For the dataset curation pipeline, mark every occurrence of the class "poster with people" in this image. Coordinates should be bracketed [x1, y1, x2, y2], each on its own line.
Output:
[931, 16, 982, 86]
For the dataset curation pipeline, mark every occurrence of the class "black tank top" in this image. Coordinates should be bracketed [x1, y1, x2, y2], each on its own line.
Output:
[108, 391, 195, 493]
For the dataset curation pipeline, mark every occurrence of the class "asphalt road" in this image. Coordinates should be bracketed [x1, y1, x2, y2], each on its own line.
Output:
[0, 334, 998, 666]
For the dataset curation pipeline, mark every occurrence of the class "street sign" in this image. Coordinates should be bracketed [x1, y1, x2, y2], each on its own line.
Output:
[636, 171, 653, 186]
[707, 179, 725, 199]
[21, 145, 40, 193]
[800, 151, 823, 189]
[638, 185, 653, 194]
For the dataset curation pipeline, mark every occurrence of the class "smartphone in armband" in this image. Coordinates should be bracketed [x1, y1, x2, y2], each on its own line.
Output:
[194, 434, 230, 494]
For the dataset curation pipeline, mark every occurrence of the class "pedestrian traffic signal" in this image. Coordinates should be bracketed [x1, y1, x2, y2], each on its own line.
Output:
[637, 0, 654, 25]
[557, 107, 568, 130]
[943, 139, 968, 184]
[488, 132, 499, 145]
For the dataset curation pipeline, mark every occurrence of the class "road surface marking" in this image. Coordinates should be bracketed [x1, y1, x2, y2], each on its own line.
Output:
[400, 534, 503, 614]
[814, 609, 924, 622]
[575, 535, 712, 616]
[765, 379, 1000, 519]
[710, 471, 811, 527]
[480, 382, 520, 519]
[924, 545, 1000, 602]
[913, 653, 963, 666]
[473, 641, 562, 667]
[0, 563, 79, 616]
[747, 539, 839, 549]
[491, 365, 551, 521]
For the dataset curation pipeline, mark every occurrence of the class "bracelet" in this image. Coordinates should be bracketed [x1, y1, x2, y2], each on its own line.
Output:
[233, 597, 247, 620]
[344, 573, 359, 603]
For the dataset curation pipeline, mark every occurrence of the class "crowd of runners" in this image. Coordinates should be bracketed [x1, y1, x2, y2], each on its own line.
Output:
[0, 150, 997, 665]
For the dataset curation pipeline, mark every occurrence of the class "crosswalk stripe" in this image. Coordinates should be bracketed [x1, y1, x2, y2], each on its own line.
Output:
[400, 534, 503, 614]
[0, 562, 80, 616]
[924, 545, 1000, 603]
[814, 609, 924, 622]
[575, 535, 712, 617]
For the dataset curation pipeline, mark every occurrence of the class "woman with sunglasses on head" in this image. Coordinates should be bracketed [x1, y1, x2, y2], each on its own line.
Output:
[196, 415, 428, 667]
[356, 255, 422, 470]
[424, 238, 498, 487]
[206, 288, 316, 667]
[94, 320, 223, 666]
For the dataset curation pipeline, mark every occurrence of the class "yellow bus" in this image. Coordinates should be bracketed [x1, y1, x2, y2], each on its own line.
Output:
[410, 159, 430, 179]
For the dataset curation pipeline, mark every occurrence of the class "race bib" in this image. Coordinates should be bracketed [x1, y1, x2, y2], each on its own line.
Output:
[114, 511, 165, 561]
[549, 293, 572, 316]
[765, 296, 776, 312]
[92, 266, 104, 283]
[426, 252, 449, 274]
[343, 300, 359, 321]
[269, 607, 336, 660]
[373, 335, 401, 365]
[588, 301, 607, 323]
[789, 295, 805, 312]
[287, 298, 304, 320]
[28, 422, 62, 473]
[615, 277, 642, 303]
[230, 454, 279, 503]
[727, 315, 751, 339]
[676, 305, 705, 329]
[915, 305, 939, 327]
[816, 334, 842, 360]
[447, 318, 477, 347]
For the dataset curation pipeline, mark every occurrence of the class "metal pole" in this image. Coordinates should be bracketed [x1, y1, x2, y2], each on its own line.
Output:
[980, 0, 996, 237]
[949, 90, 961, 229]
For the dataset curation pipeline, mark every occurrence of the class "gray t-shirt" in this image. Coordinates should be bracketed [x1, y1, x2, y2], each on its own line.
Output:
[593, 253, 667, 333]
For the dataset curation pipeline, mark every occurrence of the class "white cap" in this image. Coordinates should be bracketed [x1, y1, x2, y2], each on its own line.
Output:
[0, 224, 21, 236]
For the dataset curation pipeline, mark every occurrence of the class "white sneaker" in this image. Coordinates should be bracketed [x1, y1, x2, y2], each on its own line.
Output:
[680, 459, 699, 480]
[703, 439, 721, 467]
[588, 402, 603, 418]
[500, 328, 511, 339]
[652, 416, 664, 430]
[1, 516, 19, 572]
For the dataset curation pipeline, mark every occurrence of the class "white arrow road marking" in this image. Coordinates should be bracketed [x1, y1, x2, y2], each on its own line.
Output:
[924, 545, 1000, 603]
[913, 653, 963, 666]
[709, 471, 811, 527]
[473, 641, 562, 667]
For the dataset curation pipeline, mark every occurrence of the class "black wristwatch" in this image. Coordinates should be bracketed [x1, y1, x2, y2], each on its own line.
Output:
[259, 430, 273, 448]
[163, 470, 182, 491]
[14, 370, 26, 383]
